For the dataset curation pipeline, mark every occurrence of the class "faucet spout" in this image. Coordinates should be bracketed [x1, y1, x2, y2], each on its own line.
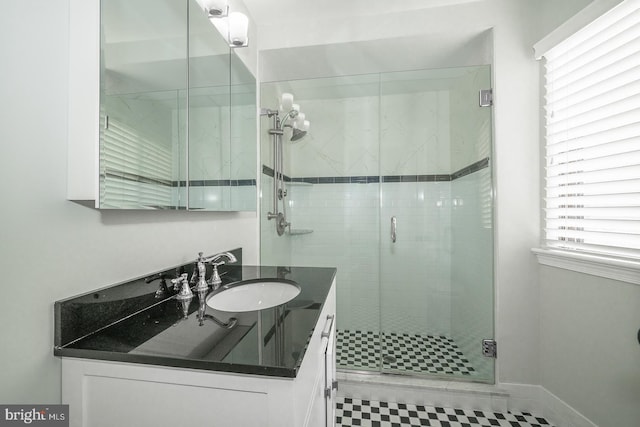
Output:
[206, 251, 238, 290]
[208, 252, 237, 264]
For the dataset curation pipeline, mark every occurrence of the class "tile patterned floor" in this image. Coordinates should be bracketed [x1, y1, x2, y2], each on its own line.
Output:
[337, 330, 476, 376]
[336, 397, 554, 427]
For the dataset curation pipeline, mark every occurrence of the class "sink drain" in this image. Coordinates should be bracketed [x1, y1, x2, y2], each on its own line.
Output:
[382, 355, 396, 364]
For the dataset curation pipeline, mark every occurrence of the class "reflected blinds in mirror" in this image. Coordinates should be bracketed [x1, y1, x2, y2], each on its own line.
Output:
[100, 118, 173, 209]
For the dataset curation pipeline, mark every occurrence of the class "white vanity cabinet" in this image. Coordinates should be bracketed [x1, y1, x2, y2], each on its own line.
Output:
[61, 279, 336, 427]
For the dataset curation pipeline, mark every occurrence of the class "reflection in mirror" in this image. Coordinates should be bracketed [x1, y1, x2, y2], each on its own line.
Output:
[229, 53, 257, 211]
[100, 0, 188, 209]
[99, 0, 256, 211]
[186, 1, 231, 210]
[187, 5, 256, 211]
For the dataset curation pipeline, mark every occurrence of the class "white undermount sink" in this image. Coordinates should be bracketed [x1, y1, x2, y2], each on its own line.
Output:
[205, 278, 301, 312]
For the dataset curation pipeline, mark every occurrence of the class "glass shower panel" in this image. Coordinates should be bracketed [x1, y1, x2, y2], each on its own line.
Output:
[378, 66, 494, 382]
[260, 74, 383, 372]
[259, 66, 494, 383]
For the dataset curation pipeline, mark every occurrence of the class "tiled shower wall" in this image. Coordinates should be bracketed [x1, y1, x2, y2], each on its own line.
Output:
[379, 181, 453, 336]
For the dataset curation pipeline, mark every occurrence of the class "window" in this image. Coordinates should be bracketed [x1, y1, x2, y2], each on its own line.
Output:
[537, 0, 640, 282]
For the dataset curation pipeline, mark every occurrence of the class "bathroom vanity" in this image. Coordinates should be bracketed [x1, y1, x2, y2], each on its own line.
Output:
[55, 259, 336, 427]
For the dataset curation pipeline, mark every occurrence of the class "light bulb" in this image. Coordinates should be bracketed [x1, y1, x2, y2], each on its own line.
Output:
[228, 12, 249, 47]
[201, 0, 228, 16]
[280, 93, 294, 112]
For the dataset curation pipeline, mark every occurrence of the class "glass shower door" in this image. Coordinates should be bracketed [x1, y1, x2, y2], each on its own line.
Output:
[378, 66, 495, 382]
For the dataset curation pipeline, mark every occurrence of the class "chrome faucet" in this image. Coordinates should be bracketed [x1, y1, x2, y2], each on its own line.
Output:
[194, 252, 209, 293]
[171, 273, 193, 301]
[206, 251, 237, 290]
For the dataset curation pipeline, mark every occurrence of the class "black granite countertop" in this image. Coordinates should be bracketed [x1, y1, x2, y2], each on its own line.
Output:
[54, 254, 336, 378]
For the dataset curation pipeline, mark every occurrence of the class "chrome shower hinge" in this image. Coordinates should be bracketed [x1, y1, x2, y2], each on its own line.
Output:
[482, 339, 497, 358]
[479, 89, 493, 107]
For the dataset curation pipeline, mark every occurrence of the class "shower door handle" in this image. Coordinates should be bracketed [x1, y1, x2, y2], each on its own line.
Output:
[391, 216, 397, 243]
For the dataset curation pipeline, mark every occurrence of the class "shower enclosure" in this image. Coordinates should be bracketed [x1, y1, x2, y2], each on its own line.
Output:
[260, 66, 494, 383]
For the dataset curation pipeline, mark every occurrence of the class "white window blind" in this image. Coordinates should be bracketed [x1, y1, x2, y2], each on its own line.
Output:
[100, 118, 174, 209]
[543, 0, 640, 261]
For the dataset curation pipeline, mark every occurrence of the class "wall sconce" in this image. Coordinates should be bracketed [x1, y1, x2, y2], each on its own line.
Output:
[207, 9, 249, 48]
[227, 12, 249, 47]
[199, 0, 229, 17]
[195, 0, 250, 47]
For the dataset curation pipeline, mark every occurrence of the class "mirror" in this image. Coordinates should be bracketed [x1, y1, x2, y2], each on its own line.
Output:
[99, 0, 256, 211]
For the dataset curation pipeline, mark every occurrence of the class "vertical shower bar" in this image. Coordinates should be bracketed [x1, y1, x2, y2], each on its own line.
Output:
[278, 128, 287, 222]
[274, 115, 280, 219]
[268, 114, 280, 221]
[264, 110, 290, 235]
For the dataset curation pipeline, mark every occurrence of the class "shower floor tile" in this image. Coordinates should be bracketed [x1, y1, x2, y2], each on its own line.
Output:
[336, 330, 475, 376]
[336, 397, 554, 427]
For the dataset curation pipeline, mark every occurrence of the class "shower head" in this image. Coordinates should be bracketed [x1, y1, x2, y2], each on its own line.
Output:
[289, 117, 310, 142]
[290, 128, 307, 142]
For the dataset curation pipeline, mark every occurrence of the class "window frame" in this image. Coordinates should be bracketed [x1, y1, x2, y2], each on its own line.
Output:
[533, 0, 640, 285]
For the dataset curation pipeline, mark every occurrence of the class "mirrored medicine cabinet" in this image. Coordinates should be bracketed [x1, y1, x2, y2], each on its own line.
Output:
[99, 0, 257, 211]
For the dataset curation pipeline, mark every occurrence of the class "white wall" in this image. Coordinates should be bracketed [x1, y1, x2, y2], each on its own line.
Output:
[533, 1, 640, 425]
[0, 0, 258, 404]
[539, 267, 640, 426]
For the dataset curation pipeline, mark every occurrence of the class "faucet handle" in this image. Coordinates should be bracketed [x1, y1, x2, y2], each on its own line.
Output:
[171, 273, 184, 284]
[209, 263, 223, 289]
[172, 273, 193, 300]
[171, 273, 188, 291]
[146, 273, 172, 299]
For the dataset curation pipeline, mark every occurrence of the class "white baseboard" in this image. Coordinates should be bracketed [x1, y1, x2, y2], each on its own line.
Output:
[337, 371, 509, 412]
[336, 374, 598, 427]
[499, 383, 598, 427]
[539, 387, 598, 427]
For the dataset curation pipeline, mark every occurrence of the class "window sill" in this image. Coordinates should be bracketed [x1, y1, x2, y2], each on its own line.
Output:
[532, 248, 640, 286]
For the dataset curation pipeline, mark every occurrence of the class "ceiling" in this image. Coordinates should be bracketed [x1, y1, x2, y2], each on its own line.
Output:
[241, 0, 484, 26]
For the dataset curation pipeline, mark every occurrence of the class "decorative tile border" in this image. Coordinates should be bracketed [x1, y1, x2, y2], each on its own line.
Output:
[105, 158, 488, 189]
[451, 157, 490, 180]
[182, 179, 257, 187]
[262, 157, 489, 184]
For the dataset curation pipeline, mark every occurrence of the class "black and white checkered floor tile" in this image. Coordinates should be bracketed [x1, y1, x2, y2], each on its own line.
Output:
[336, 330, 475, 376]
[336, 397, 554, 427]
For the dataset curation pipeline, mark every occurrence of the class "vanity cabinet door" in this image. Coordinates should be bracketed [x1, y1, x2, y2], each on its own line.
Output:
[303, 283, 337, 427]
[62, 358, 269, 427]
[324, 315, 337, 427]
